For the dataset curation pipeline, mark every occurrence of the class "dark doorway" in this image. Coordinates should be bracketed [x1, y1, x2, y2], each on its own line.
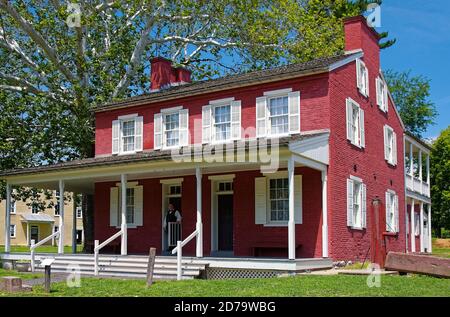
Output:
[76, 230, 83, 244]
[168, 197, 182, 213]
[30, 225, 39, 243]
[218, 195, 233, 251]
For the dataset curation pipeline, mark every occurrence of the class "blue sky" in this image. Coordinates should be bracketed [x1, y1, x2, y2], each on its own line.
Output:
[379, 0, 450, 139]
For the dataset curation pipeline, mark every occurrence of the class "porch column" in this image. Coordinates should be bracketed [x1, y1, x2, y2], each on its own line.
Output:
[409, 143, 413, 178]
[26, 222, 30, 246]
[72, 193, 77, 254]
[426, 155, 430, 185]
[196, 167, 203, 258]
[288, 158, 295, 260]
[4, 183, 11, 253]
[321, 170, 329, 258]
[419, 150, 423, 194]
[419, 201, 424, 253]
[410, 199, 416, 253]
[58, 179, 65, 254]
[120, 174, 128, 255]
[428, 205, 432, 253]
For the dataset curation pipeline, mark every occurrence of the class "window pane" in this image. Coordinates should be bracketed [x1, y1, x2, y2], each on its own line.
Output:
[214, 105, 231, 141]
[122, 120, 135, 152]
[269, 96, 288, 135]
[126, 188, 134, 224]
[165, 113, 180, 147]
[269, 177, 289, 222]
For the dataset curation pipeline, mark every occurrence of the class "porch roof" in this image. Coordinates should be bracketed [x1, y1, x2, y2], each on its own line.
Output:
[20, 213, 54, 223]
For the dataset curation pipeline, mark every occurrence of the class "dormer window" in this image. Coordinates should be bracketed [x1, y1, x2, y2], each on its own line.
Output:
[154, 107, 189, 149]
[356, 59, 369, 97]
[112, 114, 143, 155]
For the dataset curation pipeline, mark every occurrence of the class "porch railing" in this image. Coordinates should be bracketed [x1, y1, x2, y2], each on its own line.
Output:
[30, 231, 60, 272]
[171, 229, 199, 280]
[94, 230, 123, 276]
[168, 222, 182, 248]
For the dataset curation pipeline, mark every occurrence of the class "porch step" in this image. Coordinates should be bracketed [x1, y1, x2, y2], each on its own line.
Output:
[34, 254, 207, 280]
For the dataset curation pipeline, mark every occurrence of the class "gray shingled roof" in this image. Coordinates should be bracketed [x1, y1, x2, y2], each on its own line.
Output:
[96, 53, 357, 112]
[0, 132, 328, 177]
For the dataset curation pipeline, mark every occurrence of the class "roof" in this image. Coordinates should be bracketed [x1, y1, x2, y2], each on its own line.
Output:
[405, 131, 433, 151]
[0, 132, 328, 178]
[20, 213, 54, 223]
[96, 53, 360, 113]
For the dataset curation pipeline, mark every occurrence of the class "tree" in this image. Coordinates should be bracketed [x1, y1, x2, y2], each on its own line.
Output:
[384, 70, 437, 138]
[430, 126, 450, 237]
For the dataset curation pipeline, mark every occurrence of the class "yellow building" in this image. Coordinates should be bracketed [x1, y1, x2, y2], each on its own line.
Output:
[0, 192, 83, 248]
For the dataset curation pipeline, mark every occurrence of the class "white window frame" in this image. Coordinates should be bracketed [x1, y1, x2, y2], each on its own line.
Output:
[384, 125, 397, 166]
[376, 76, 388, 112]
[356, 58, 369, 97]
[76, 206, 83, 219]
[346, 98, 365, 148]
[120, 118, 137, 154]
[212, 103, 232, 143]
[347, 176, 367, 230]
[110, 182, 143, 228]
[155, 107, 189, 150]
[202, 98, 241, 144]
[10, 224, 16, 238]
[10, 200, 16, 214]
[31, 204, 39, 214]
[112, 113, 143, 155]
[267, 95, 290, 137]
[163, 111, 181, 149]
[267, 176, 290, 224]
[385, 190, 399, 233]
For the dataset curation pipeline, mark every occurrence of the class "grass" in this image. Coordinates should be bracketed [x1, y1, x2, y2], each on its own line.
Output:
[0, 270, 448, 297]
[0, 245, 83, 254]
[0, 269, 42, 280]
[432, 239, 450, 258]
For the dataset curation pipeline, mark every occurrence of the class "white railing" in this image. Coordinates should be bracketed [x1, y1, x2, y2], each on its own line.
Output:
[422, 182, 430, 197]
[94, 230, 123, 276]
[30, 231, 60, 272]
[405, 174, 413, 190]
[168, 222, 182, 247]
[405, 174, 430, 197]
[171, 229, 199, 280]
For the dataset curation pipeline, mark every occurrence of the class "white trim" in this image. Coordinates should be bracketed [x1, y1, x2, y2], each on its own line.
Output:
[160, 178, 184, 185]
[10, 224, 16, 238]
[160, 106, 183, 114]
[117, 113, 138, 120]
[349, 175, 363, 183]
[208, 174, 236, 181]
[380, 71, 406, 130]
[263, 88, 292, 97]
[209, 97, 235, 105]
[115, 181, 139, 187]
[329, 51, 364, 71]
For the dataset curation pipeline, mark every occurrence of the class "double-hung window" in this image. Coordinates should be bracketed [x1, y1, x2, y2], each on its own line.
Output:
[356, 58, 369, 97]
[384, 125, 397, 165]
[385, 190, 399, 233]
[118, 188, 135, 225]
[10, 225, 16, 238]
[346, 98, 365, 148]
[202, 98, 241, 144]
[112, 114, 143, 155]
[154, 107, 189, 149]
[376, 76, 388, 112]
[76, 206, 82, 219]
[269, 178, 289, 222]
[255, 88, 300, 138]
[347, 176, 367, 229]
[10, 200, 16, 214]
[109, 183, 143, 228]
[31, 204, 39, 214]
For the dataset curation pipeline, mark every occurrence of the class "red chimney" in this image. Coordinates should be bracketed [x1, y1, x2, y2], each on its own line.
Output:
[176, 67, 192, 84]
[150, 57, 173, 90]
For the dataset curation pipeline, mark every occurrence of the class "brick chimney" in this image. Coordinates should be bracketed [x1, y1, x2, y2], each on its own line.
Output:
[150, 57, 192, 91]
[344, 15, 381, 74]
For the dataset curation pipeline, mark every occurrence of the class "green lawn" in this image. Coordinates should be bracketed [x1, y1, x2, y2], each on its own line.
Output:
[0, 271, 448, 297]
[0, 269, 42, 280]
[0, 245, 83, 254]
[432, 239, 450, 258]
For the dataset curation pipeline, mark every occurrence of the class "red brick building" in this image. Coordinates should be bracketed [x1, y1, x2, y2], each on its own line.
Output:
[1, 16, 433, 268]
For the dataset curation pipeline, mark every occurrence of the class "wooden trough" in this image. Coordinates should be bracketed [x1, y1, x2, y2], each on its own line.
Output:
[385, 252, 450, 278]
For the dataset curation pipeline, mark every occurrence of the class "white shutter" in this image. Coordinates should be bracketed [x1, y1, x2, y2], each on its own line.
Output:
[288, 91, 300, 134]
[359, 108, 365, 148]
[393, 131, 397, 165]
[362, 183, 367, 228]
[394, 195, 399, 232]
[112, 120, 120, 154]
[347, 179, 354, 227]
[346, 99, 353, 142]
[383, 82, 389, 112]
[134, 186, 143, 226]
[356, 59, 363, 91]
[154, 113, 162, 149]
[255, 177, 267, 224]
[256, 97, 267, 137]
[202, 105, 211, 143]
[385, 192, 391, 232]
[135, 116, 143, 152]
[231, 100, 241, 140]
[179, 109, 189, 146]
[364, 66, 369, 96]
[376, 77, 382, 108]
[110, 187, 118, 227]
[294, 175, 302, 224]
[383, 125, 389, 161]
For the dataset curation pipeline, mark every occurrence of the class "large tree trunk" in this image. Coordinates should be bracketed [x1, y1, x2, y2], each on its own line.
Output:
[82, 193, 95, 253]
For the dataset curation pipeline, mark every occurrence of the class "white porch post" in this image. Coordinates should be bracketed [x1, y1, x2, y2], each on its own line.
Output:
[410, 199, 416, 253]
[288, 157, 295, 260]
[428, 204, 432, 253]
[58, 179, 65, 254]
[120, 174, 128, 255]
[419, 201, 424, 253]
[26, 222, 30, 246]
[321, 170, 329, 258]
[426, 155, 430, 185]
[196, 167, 203, 258]
[409, 143, 414, 178]
[4, 183, 11, 253]
[72, 193, 77, 254]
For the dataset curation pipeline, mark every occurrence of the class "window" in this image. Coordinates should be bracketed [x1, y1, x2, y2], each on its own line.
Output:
[169, 185, 181, 195]
[347, 176, 366, 229]
[54, 191, 60, 216]
[112, 114, 143, 155]
[346, 98, 365, 148]
[385, 191, 399, 233]
[31, 204, 39, 214]
[125, 188, 135, 224]
[10, 200, 16, 214]
[356, 59, 369, 96]
[213, 105, 231, 141]
[54, 226, 59, 234]
[109, 184, 143, 228]
[154, 108, 188, 149]
[218, 181, 233, 192]
[269, 178, 289, 222]
[10, 225, 16, 238]
[376, 76, 388, 112]
[76, 206, 82, 219]
[255, 89, 300, 138]
[384, 125, 397, 165]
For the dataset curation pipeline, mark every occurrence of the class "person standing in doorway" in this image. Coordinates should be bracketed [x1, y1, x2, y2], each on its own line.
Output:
[164, 203, 182, 251]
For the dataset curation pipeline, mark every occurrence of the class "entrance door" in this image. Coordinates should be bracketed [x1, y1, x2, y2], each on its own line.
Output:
[218, 195, 233, 251]
[30, 226, 39, 243]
